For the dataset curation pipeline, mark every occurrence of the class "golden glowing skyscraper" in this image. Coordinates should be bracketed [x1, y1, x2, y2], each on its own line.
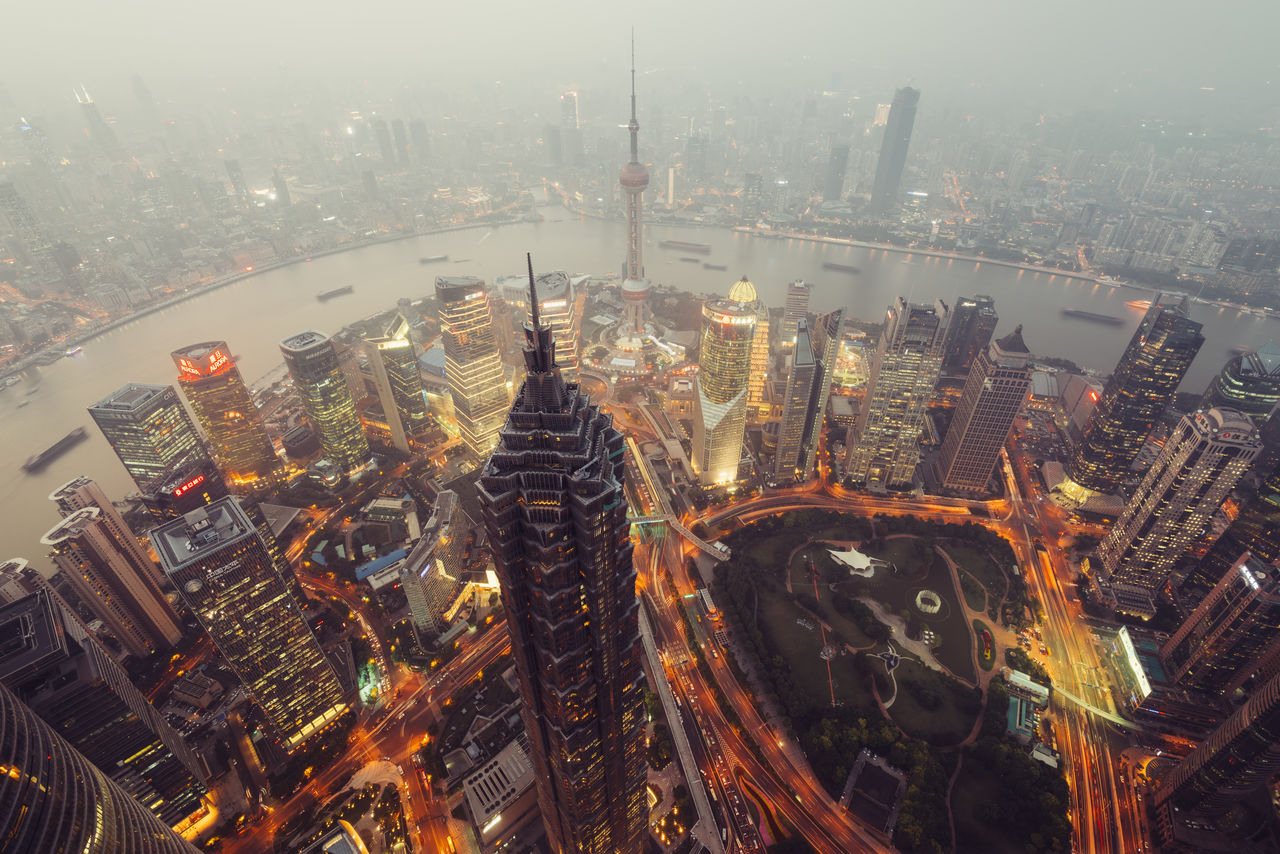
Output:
[693, 277, 758, 485]
[363, 315, 429, 454]
[172, 341, 282, 490]
[436, 275, 509, 458]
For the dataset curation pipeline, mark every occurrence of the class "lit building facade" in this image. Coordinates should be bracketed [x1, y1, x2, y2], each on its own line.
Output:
[747, 306, 771, 419]
[41, 506, 182, 657]
[693, 281, 758, 485]
[847, 297, 949, 490]
[941, 294, 998, 376]
[363, 314, 429, 454]
[1199, 342, 1280, 422]
[935, 326, 1031, 492]
[436, 275, 509, 458]
[1095, 408, 1260, 615]
[774, 310, 842, 481]
[89, 383, 212, 493]
[0, 590, 207, 828]
[781, 280, 811, 347]
[280, 331, 371, 475]
[0, 679, 201, 854]
[172, 341, 282, 490]
[1065, 298, 1204, 496]
[152, 498, 347, 753]
[1186, 469, 1280, 593]
[401, 490, 468, 637]
[478, 267, 645, 853]
[869, 86, 920, 215]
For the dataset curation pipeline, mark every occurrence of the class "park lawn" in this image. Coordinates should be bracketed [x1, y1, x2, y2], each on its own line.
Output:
[957, 569, 986, 612]
[863, 538, 929, 578]
[886, 658, 982, 746]
[944, 544, 1008, 605]
[789, 546, 877, 649]
[755, 582, 875, 709]
[951, 757, 1028, 854]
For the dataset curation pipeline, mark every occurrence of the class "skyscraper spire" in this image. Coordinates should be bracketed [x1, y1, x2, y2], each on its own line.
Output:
[619, 33, 652, 334]
[628, 30, 639, 163]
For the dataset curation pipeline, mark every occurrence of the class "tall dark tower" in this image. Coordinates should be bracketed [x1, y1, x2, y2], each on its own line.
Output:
[619, 36, 652, 336]
[1063, 296, 1204, 498]
[1184, 469, 1280, 593]
[869, 86, 919, 215]
[479, 256, 645, 854]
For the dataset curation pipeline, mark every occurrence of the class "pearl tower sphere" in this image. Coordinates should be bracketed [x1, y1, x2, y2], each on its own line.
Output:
[620, 45, 651, 336]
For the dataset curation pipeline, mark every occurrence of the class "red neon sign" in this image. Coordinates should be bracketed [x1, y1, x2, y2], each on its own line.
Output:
[172, 474, 206, 497]
[206, 350, 229, 374]
[178, 358, 202, 377]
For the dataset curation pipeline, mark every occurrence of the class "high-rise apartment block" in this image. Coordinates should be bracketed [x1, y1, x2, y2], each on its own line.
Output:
[781, 279, 811, 347]
[51, 475, 166, 587]
[823, 144, 850, 202]
[869, 86, 920, 214]
[89, 383, 212, 493]
[941, 294, 998, 376]
[0, 590, 206, 827]
[1094, 408, 1260, 616]
[1163, 553, 1280, 696]
[41, 506, 182, 657]
[693, 280, 758, 485]
[0, 679, 201, 854]
[172, 341, 282, 490]
[847, 297, 949, 490]
[1065, 297, 1204, 496]
[1186, 469, 1280, 593]
[935, 326, 1032, 493]
[363, 314, 429, 454]
[152, 498, 347, 753]
[436, 275, 509, 458]
[479, 265, 645, 853]
[280, 331, 371, 475]
[401, 490, 469, 638]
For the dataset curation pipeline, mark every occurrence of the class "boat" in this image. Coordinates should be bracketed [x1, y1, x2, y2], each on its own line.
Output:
[1061, 308, 1125, 326]
[316, 285, 354, 302]
[419, 255, 449, 264]
[17, 400, 29, 408]
[823, 262, 861, 274]
[659, 240, 712, 254]
[703, 263, 728, 271]
[680, 257, 701, 263]
[22, 427, 88, 473]
[1, 376, 19, 389]
[65, 346, 82, 356]
[25, 387, 39, 395]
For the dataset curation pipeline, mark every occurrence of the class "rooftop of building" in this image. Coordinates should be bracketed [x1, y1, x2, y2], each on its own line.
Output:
[0, 590, 66, 684]
[89, 382, 169, 412]
[728, 276, 757, 303]
[40, 506, 101, 546]
[171, 341, 228, 361]
[150, 497, 254, 572]
[48, 476, 95, 501]
[996, 324, 1029, 354]
[279, 330, 331, 353]
[463, 737, 535, 826]
[1196, 406, 1259, 439]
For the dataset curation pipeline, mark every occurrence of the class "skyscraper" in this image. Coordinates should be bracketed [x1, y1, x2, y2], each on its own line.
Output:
[1064, 297, 1204, 497]
[89, 383, 213, 494]
[847, 297, 949, 490]
[869, 86, 920, 215]
[74, 86, 126, 162]
[534, 271, 582, 382]
[151, 498, 347, 753]
[479, 259, 645, 854]
[1186, 469, 1280, 593]
[781, 280, 811, 347]
[1094, 408, 1260, 616]
[619, 46, 652, 336]
[280, 331, 371, 475]
[51, 475, 166, 588]
[0, 590, 207, 828]
[774, 310, 843, 482]
[693, 279, 758, 485]
[1163, 553, 1280, 697]
[400, 491, 468, 638]
[0, 679, 201, 854]
[1199, 342, 1280, 422]
[363, 314, 429, 454]
[941, 294, 998, 376]
[935, 326, 1032, 493]
[436, 275, 509, 458]
[172, 342, 282, 490]
[747, 303, 771, 419]
[822, 144, 850, 202]
[41, 506, 182, 657]
[1154, 668, 1280, 847]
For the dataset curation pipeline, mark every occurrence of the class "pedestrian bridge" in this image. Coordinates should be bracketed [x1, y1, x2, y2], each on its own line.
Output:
[629, 514, 731, 562]
[1054, 685, 1144, 730]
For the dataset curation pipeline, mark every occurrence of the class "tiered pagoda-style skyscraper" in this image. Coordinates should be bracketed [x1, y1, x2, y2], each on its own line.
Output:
[479, 256, 645, 854]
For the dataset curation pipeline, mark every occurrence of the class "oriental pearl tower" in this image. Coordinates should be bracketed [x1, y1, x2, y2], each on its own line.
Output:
[619, 39, 652, 338]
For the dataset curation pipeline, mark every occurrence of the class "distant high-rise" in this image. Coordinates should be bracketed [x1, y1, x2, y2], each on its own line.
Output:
[172, 342, 282, 490]
[941, 294, 998, 376]
[847, 297, 949, 490]
[781, 280, 811, 346]
[436, 276, 509, 458]
[363, 314, 429, 454]
[1095, 408, 1260, 616]
[74, 86, 126, 162]
[533, 271, 582, 382]
[1199, 342, 1280, 422]
[391, 118, 410, 169]
[869, 86, 920, 215]
[822, 144, 850, 202]
[271, 167, 290, 206]
[372, 118, 394, 163]
[89, 383, 213, 494]
[1163, 553, 1280, 697]
[41, 506, 182, 657]
[0, 590, 207, 827]
[775, 311, 843, 482]
[479, 260, 645, 853]
[225, 159, 248, 203]
[152, 498, 347, 753]
[0, 678, 200, 854]
[935, 326, 1032, 493]
[280, 331, 371, 475]
[560, 91, 580, 130]
[693, 278, 758, 485]
[1154, 669, 1280, 847]
[1186, 469, 1280, 593]
[401, 491, 468, 638]
[1065, 297, 1204, 496]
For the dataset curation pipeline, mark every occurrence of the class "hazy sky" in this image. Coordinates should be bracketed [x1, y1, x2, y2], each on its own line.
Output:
[6, 1, 1280, 126]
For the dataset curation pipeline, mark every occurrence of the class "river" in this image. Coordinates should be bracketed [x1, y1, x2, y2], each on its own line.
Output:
[2, 203, 1275, 567]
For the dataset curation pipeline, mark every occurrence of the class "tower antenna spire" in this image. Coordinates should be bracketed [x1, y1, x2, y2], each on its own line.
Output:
[628, 29, 639, 163]
[527, 252, 540, 329]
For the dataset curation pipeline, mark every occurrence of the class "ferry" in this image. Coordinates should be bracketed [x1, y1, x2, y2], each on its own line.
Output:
[22, 427, 88, 473]
[680, 257, 701, 263]
[659, 240, 712, 254]
[1061, 308, 1125, 326]
[65, 346, 83, 356]
[419, 254, 449, 264]
[823, 262, 861, 274]
[316, 285, 355, 302]
[703, 263, 728, 271]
